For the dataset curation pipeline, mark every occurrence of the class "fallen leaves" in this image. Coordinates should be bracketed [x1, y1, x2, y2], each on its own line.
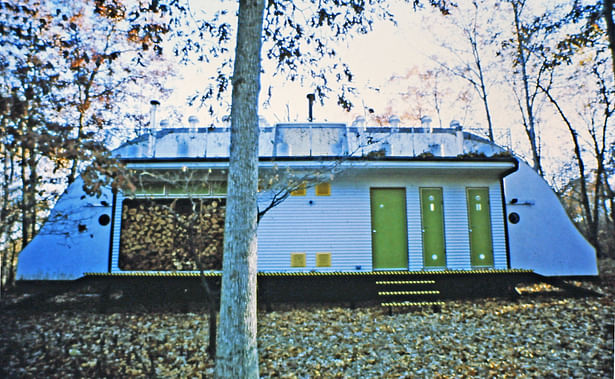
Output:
[1, 258, 614, 378]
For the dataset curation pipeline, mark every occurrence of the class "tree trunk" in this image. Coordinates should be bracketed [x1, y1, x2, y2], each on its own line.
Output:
[214, 0, 264, 377]
[20, 145, 29, 247]
[28, 151, 37, 240]
[603, 0, 615, 82]
[540, 85, 595, 246]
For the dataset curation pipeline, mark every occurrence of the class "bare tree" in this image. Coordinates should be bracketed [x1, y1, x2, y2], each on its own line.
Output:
[434, 0, 500, 141]
[539, 50, 614, 256]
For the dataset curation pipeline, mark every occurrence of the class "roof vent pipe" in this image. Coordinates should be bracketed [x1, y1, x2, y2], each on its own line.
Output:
[352, 115, 366, 128]
[258, 115, 268, 128]
[188, 115, 199, 133]
[389, 115, 400, 130]
[307, 93, 315, 122]
[420, 115, 432, 130]
[450, 119, 462, 131]
[451, 120, 464, 155]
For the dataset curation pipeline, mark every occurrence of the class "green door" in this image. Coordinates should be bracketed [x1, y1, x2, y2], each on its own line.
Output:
[370, 188, 408, 270]
[420, 188, 446, 268]
[467, 187, 494, 267]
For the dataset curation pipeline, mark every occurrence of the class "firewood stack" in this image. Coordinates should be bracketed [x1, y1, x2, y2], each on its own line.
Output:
[119, 198, 225, 271]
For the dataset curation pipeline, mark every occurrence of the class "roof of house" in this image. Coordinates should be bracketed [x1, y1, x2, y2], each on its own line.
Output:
[113, 123, 507, 162]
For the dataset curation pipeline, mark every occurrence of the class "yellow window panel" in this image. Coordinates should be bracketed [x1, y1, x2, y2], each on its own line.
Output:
[315, 182, 331, 196]
[316, 252, 332, 267]
[290, 253, 306, 267]
[290, 182, 307, 196]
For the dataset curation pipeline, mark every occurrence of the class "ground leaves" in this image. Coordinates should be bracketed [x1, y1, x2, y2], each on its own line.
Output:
[1, 258, 614, 377]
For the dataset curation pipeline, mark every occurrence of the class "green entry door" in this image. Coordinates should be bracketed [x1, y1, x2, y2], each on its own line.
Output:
[370, 188, 408, 270]
[420, 188, 446, 268]
[467, 188, 494, 267]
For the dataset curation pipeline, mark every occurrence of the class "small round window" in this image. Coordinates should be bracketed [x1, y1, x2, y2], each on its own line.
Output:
[98, 214, 111, 226]
[508, 212, 520, 224]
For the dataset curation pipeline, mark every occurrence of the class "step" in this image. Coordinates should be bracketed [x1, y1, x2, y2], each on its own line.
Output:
[375, 280, 436, 285]
[378, 290, 440, 296]
[381, 301, 445, 307]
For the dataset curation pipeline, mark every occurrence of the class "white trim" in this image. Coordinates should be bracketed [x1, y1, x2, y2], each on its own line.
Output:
[126, 160, 515, 173]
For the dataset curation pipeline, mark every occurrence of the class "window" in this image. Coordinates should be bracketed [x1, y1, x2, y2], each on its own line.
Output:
[290, 253, 306, 267]
[210, 181, 227, 195]
[290, 182, 307, 196]
[315, 182, 331, 196]
[316, 252, 331, 267]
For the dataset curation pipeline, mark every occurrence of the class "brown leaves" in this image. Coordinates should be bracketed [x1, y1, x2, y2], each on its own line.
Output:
[258, 295, 613, 378]
[1, 259, 613, 378]
[0, 312, 213, 378]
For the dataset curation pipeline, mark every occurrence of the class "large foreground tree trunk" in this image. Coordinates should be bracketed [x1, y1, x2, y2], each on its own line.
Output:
[214, 0, 264, 377]
[604, 0, 615, 82]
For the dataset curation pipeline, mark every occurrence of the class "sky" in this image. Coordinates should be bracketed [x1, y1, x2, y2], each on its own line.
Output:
[146, 0, 605, 187]
[159, 2, 452, 127]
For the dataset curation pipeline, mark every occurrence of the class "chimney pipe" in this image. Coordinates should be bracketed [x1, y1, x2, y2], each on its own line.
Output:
[149, 100, 160, 131]
[307, 93, 315, 122]
[147, 100, 160, 157]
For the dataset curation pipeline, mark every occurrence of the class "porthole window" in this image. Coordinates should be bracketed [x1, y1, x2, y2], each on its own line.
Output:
[508, 212, 520, 224]
[98, 214, 111, 226]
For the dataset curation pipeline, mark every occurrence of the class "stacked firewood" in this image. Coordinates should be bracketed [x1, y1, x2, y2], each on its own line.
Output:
[119, 198, 225, 271]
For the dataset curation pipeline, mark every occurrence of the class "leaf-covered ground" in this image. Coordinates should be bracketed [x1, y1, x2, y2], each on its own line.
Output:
[1, 259, 614, 378]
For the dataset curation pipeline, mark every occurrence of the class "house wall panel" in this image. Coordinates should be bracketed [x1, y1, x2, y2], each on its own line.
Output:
[110, 193, 124, 273]
[258, 181, 373, 272]
[443, 186, 472, 270]
[406, 186, 423, 271]
[109, 171, 507, 274]
[489, 183, 508, 269]
[257, 174, 507, 272]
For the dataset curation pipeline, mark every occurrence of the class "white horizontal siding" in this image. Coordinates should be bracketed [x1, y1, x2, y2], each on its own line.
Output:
[489, 184, 508, 269]
[258, 180, 372, 272]
[110, 193, 124, 273]
[258, 175, 508, 272]
[407, 187, 423, 271]
[443, 186, 472, 270]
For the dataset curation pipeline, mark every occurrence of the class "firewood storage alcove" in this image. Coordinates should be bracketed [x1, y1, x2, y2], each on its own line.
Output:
[119, 198, 225, 271]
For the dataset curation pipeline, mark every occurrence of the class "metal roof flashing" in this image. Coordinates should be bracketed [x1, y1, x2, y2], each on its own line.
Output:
[122, 156, 518, 178]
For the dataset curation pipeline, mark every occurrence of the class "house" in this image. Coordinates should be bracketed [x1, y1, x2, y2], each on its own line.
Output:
[16, 120, 598, 283]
